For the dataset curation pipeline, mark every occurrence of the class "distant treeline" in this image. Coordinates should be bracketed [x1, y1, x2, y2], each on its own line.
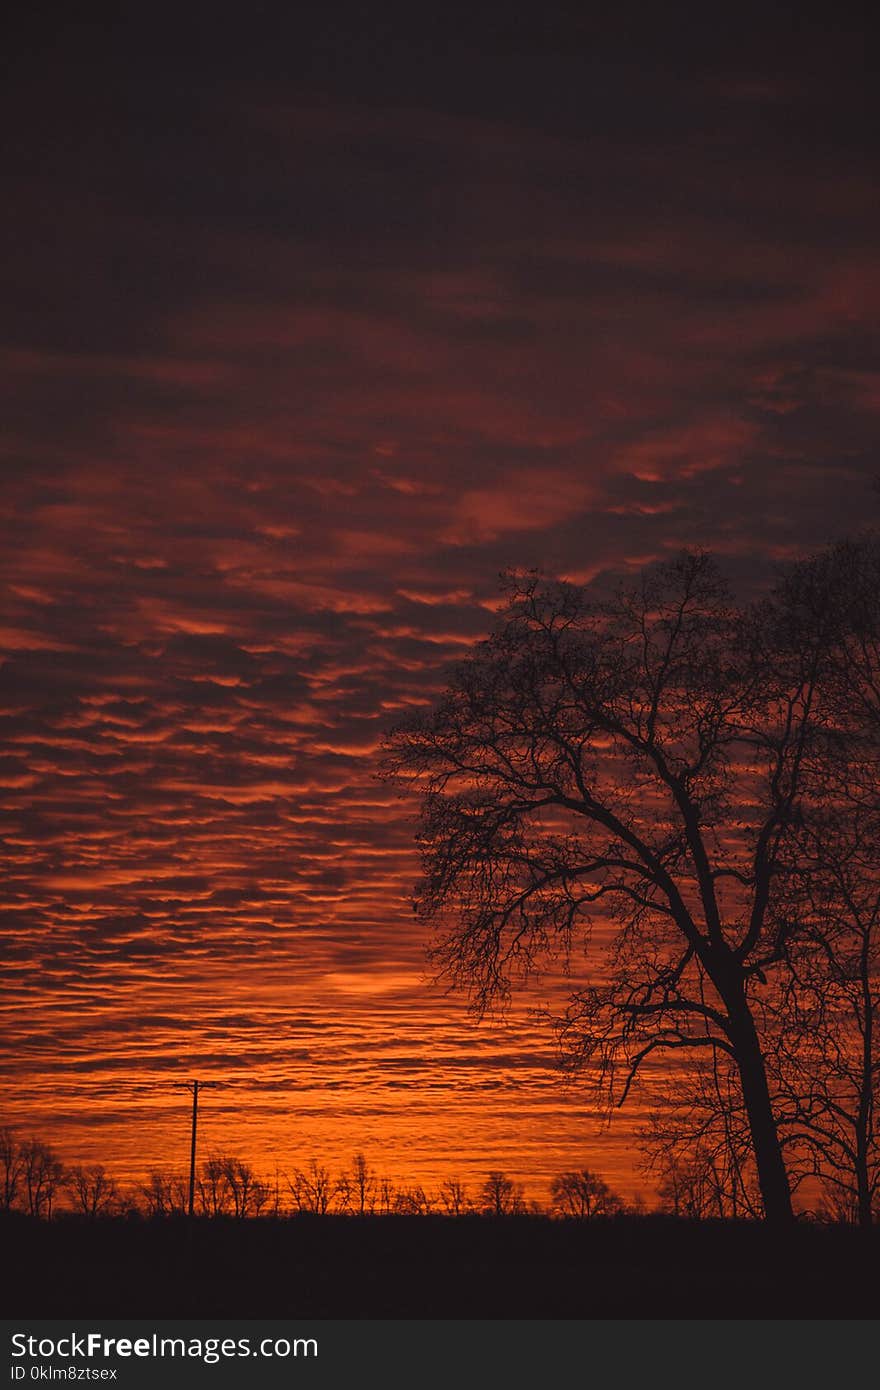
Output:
[0, 1125, 643, 1221]
[0, 1124, 869, 1223]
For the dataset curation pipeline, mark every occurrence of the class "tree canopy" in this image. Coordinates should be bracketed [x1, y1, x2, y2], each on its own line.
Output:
[385, 543, 880, 1225]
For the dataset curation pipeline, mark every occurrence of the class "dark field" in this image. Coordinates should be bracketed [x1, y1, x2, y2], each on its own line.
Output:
[3, 1214, 878, 1319]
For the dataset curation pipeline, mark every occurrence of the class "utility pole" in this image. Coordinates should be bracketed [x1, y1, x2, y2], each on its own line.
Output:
[188, 1079, 199, 1218]
[175, 1078, 217, 1219]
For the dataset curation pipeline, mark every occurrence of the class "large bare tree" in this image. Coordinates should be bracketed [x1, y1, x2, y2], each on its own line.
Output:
[777, 805, 880, 1224]
[385, 552, 847, 1225]
[771, 538, 880, 1225]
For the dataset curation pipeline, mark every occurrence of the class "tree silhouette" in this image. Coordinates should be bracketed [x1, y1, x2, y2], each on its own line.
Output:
[655, 1151, 720, 1219]
[140, 1170, 189, 1217]
[638, 1062, 763, 1219]
[385, 552, 855, 1224]
[21, 1138, 64, 1218]
[439, 1177, 472, 1215]
[393, 1183, 435, 1215]
[624, 539, 880, 1223]
[377, 1176, 397, 1215]
[0, 1127, 24, 1212]
[198, 1155, 233, 1217]
[768, 538, 880, 1225]
[480, 1171, 526, 1216]
[66, 1164, 119, 1218]
[768, 803, 880, 1225]
[287, 1159, 344, 1215]
[347, 1152, 378, 1215]
[190, 1154, 271, 1218]
[220, 1156, 270, 1218]
[550, 1167, 623, 1218]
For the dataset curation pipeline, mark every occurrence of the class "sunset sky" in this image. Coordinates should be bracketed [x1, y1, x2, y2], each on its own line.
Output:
[2, 8, 878, 1204]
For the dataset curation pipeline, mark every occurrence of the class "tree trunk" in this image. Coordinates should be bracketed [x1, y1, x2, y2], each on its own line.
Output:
[724, 989, 794, 1226]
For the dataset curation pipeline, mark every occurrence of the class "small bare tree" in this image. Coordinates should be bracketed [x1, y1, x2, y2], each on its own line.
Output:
[377, 1176, 397, 1215]
[21, 1139, 65, 1219]
[221, 1157, 270, 1218]
[347, 1153, 377, 1215]
[140, 1170, 189, 1216]
[439, 1177, 472, 1215]
[550, 1167, 623, 1218]
[0, 1127, 24, 1212]
[287, 1159, 344, 1215]
[480, 1171, 527, 1216]
[198, 1156, 233, 1217]
[66, 1164, 119, 1218]
[393, 1183, 435, 1215]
